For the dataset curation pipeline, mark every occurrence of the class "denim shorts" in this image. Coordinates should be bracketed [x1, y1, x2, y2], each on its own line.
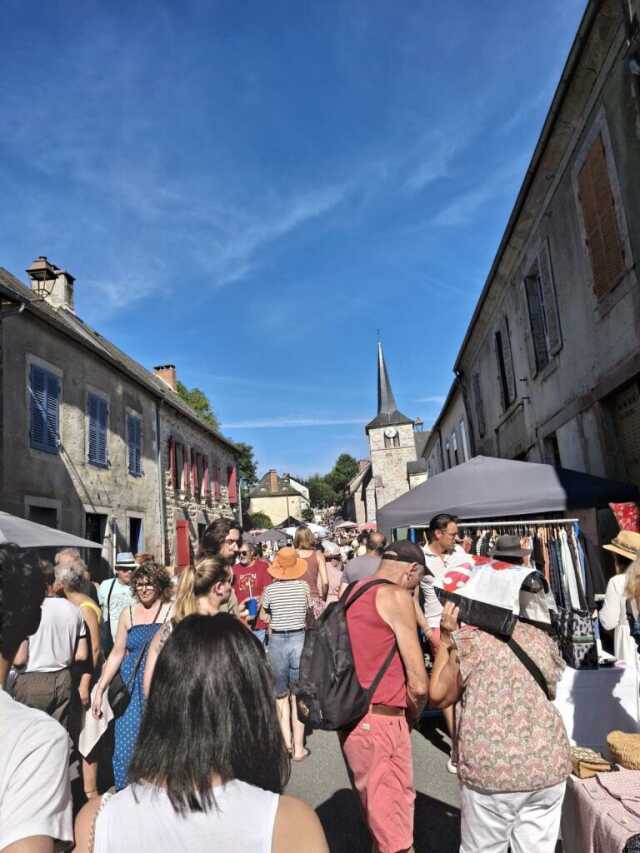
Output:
[268, 629, 305, 697]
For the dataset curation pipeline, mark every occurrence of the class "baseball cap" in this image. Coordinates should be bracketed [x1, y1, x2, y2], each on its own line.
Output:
[381, 540, 426, 568]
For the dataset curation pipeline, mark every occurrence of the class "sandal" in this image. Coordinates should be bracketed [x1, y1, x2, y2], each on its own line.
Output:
[292, 748, 311, 762]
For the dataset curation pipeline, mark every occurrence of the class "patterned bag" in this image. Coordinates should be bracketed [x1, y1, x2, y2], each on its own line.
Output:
[552, 607, 598, 669]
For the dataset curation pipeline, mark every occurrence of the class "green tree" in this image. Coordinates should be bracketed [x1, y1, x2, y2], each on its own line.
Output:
[249, 512, 273, 529]
[235, 442, 258, 486]
[307, 475, 338, 508]
[325, 453, 359, 495]
[176, 381, 219, 430]
[301, 508, 314, 523]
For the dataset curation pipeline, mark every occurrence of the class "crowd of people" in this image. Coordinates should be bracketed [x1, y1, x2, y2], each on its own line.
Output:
[3, 510, 636, 852]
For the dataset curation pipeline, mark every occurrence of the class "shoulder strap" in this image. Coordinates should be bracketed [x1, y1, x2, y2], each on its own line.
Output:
[343, 579, 394, 611]
[106, 578, 116, 616]
[504, 637, 551, 701]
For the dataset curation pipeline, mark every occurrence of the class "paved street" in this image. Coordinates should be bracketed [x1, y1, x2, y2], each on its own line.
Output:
[286, 715, 461, 853]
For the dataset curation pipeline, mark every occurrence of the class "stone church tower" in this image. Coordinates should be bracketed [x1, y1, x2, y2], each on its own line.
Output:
[364, 341, 418, 517]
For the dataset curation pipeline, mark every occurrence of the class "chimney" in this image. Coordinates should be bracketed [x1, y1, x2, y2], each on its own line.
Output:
[154, 364, 177, 392]
[26, 256, 76, 312]
[268, 469, 279, 493]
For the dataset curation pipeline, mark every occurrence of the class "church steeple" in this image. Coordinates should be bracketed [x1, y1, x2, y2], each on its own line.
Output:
[365, 340, 414, 433]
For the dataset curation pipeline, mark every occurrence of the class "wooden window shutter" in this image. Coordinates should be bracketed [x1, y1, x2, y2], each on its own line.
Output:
[538, 240, 562, 356]
[182, 446, 189, 492]
[524, 272, 549, 375]
[88, 395, 98, 463]
[29, 365, 47, 449]
[472, 373, 486, 438]
[500, 316, 517, 405]
[128, 415, 142, 475]
[45, 373, 60, 452]
[577, 134, 625, 300]
[127, 415, 135, 473]
[203, 456, 210, 497]
[212, 459, 221, 499]
[168, 438, 176, 487]
[227, 465, 238, 505]
[175, 520, 191, 569]
[88, 395, 107, 465]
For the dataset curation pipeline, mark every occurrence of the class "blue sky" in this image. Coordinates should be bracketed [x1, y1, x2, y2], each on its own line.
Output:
[2, 0, 586, 478]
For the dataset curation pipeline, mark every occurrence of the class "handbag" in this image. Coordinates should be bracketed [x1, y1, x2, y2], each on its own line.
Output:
[552, 607, 598, 669]
[99, 579, 116, 659]
[107, 601, 165, 718]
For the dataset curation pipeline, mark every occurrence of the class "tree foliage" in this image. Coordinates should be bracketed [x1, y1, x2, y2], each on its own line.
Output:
[176, 380, 219, 431]
[249, 512, 273, 530]
[325, 454, 359, 495]
[307, 475, 338, 508]
[301, 508, 314, 523]
[235, 442, 258, 485]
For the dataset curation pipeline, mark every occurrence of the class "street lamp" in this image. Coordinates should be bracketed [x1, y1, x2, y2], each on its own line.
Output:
[25, 256, 57, 302]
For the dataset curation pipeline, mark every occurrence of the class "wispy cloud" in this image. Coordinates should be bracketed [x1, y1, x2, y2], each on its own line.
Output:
[415, 395, 446, 404]
[429, 155, 528, 227]
[220, 416, 368, 429]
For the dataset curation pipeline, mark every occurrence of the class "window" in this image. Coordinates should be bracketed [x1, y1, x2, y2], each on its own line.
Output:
[211, 459, 221, 500]
[29, 365, 60, 454]
[495, 316, 516, 410]
[168, 438, 177, 487]
[127, 414, 142, 476]
[472, 373, 486, 438]
[524, 242, 562, 375]
[458, 419, 470, 462]
[129, 517, 144, 553]
[577, 132, 626, 300]
[451, 431, 459, 466]
[87, 393, 108, 467]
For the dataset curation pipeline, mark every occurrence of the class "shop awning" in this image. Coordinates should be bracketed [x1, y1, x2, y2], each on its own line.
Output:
[377, 456, 640, 533]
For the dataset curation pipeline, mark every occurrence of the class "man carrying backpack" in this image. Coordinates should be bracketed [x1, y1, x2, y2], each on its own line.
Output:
[340, 540, 429, 853]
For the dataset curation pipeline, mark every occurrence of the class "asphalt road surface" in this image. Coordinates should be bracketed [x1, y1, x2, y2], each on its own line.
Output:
[286, 714, 461, 853]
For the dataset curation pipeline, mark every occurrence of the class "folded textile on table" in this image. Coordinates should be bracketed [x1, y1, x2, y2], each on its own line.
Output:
[598, 769, 640, 819]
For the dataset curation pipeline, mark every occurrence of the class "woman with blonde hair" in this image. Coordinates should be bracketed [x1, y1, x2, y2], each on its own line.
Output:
[293, 526, 328, 620]
[600, 535, 640, 666]
[143, 557, 234, 696]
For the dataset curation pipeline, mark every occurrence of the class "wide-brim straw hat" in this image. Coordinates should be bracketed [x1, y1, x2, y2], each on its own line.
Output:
[604, 530, 640, 561]
[268, 547, 307, 581]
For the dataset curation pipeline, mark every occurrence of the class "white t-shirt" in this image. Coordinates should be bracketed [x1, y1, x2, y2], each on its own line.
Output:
[0, 689, 73, 848]
[98, 577, 135, 638]
[25, 597, 86, 672]
[94, 779, 279, 853]
[420, 545, 471, 629]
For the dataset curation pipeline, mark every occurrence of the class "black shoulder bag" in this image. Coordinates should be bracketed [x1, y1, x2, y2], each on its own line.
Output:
[99, 579, 117, 659]
[502, 636, 552, 701]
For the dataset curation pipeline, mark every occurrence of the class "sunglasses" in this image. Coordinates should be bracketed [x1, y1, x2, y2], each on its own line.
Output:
[238, 550, 251, 556]
[135, 582, 156, 591]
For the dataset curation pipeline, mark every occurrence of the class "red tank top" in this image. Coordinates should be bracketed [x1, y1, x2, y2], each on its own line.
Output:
[346, 578, 407, 708]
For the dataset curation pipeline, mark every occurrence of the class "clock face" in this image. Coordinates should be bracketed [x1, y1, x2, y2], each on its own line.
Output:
[384, 427, 398, 439]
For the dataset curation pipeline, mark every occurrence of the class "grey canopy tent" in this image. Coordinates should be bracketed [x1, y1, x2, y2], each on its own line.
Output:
[377, 456, 640, 535]
[0, 511, 103, 549]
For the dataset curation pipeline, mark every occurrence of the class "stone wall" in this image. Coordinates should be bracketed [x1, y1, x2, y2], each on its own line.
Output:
[369, 422, 417, 508]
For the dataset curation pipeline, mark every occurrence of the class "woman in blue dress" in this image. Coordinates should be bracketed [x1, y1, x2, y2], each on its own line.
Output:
[92, 560, 172, 790]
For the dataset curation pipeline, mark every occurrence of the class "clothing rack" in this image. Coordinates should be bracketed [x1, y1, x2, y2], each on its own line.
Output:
[458, 518, 579, 528]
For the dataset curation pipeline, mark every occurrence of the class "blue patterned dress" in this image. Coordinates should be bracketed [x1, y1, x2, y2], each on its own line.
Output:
[112, 620, 161, 790]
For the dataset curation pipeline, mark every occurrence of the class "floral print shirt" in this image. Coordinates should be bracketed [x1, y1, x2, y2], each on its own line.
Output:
[453, 621, 572, 793]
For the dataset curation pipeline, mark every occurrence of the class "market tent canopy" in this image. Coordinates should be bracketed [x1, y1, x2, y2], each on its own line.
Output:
[0, 512, 103, 549]
[377, 456, 640, 533]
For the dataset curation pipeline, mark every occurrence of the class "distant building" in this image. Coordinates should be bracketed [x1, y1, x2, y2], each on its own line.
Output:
[0, 257, 238, 576]
[345, 342, 429, 524]
[248, 469, 310, 526]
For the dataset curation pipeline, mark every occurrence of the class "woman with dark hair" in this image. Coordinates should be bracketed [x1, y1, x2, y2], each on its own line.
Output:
[91, 561, 172, 791]
[75, 614, 328, 852]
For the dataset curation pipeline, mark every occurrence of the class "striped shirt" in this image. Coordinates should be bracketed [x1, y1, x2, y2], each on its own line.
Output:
[263, 580, 311, 631]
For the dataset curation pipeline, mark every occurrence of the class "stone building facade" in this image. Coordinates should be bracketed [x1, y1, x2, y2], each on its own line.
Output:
[422, 380, 472, 477]
[0, 259, 239, 576]
[438, 0, 640, 494]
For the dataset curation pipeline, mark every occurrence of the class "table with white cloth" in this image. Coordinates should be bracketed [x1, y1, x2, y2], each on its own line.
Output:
[561, 773, 640, 853]
[555, 664, 640, 755]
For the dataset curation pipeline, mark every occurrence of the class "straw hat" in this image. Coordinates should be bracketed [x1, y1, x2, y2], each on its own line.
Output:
[603, 530, 640, 561]
[268, 547, 307, 581]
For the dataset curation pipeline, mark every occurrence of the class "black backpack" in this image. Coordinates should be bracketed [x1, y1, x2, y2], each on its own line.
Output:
[294, 579, 397, 731]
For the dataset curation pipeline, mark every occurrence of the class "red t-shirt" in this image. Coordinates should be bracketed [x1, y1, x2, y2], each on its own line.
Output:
[232, 560, 271, 629]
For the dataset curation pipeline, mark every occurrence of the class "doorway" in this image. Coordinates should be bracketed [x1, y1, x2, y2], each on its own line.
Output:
[129, 517, 144, 555]
[85, 513, 108, 579]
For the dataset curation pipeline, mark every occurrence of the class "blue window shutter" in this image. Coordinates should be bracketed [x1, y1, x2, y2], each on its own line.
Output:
[97, 398, 107, 465]
[45, 373, 60, 451]
[128, 415, 142, 475]
[88, 395, 98, 463]
[30, 365, 47, 449]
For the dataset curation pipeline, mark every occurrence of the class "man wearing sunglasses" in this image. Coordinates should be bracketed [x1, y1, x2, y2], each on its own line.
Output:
[97, 552, 136, 655]
[233, 543, 271, 644]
